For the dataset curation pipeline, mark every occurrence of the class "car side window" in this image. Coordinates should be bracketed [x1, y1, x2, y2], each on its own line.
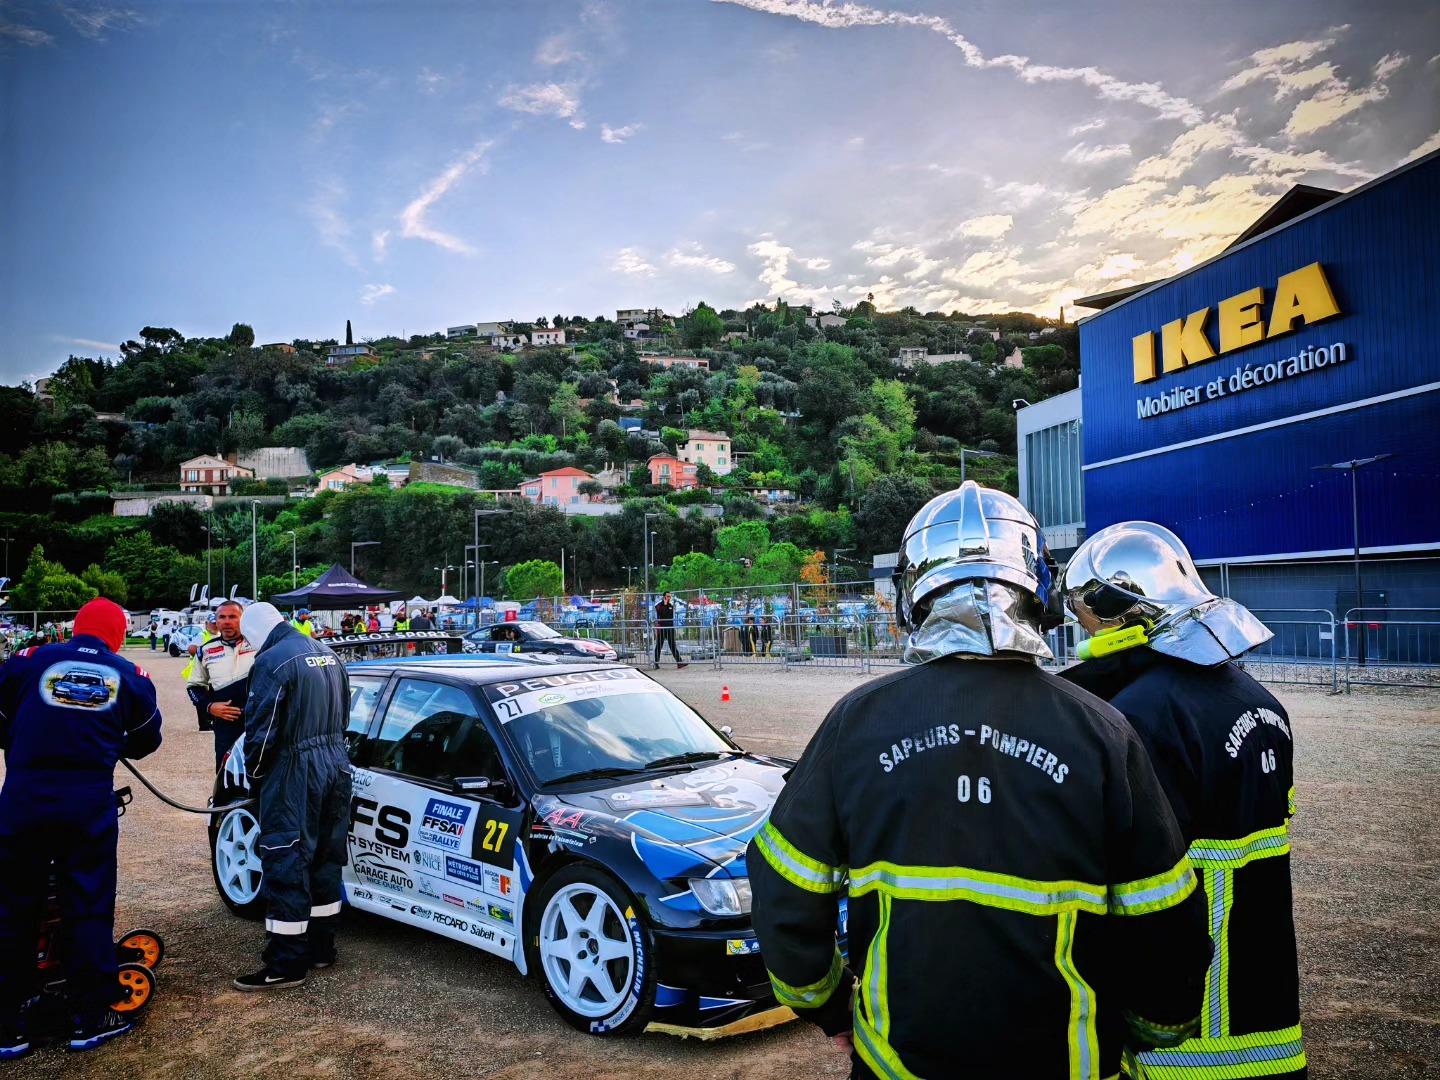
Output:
[372, 678, 479, 783]
[346, 676, 387, 758]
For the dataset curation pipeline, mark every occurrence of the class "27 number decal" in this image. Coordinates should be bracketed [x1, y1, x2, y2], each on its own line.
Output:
[481, 819, 510, 854]
[957, 775, 992, 804]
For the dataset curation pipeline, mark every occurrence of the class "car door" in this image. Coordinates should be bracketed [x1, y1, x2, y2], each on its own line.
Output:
[348, 675, 521, 960]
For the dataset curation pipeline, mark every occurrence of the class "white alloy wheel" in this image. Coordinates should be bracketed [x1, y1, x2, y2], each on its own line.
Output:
[539, 882, 637, 1018]
[215, 807, 263, 906]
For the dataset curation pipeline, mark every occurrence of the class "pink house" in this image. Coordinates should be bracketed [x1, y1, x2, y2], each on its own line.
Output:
[647, 454, 699, 490]
[520, 467, 595, 506]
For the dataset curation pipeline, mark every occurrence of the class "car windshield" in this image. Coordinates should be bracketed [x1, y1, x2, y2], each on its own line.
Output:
[69, 673, 103, 685]
[484, 670, 732, 786]
[520, 622, 560, 639]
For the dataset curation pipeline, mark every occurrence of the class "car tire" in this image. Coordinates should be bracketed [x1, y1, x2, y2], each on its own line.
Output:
[210, 802, 266, 919]
[169, 643, 181, 658]
[526, 864, 656, 1036]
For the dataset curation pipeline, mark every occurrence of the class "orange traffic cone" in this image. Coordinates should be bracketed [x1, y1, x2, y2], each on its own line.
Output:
[721, 685, 730, 702]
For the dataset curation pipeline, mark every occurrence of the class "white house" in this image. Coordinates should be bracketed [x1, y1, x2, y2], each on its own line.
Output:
[530, 328, 566, 347]
[446, 324, 478, 339]
[677, 430, 733, 476]
[179, 454, 254, 495]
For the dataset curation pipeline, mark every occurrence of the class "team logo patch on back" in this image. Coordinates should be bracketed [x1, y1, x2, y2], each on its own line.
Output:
[39, 662, 119, 710]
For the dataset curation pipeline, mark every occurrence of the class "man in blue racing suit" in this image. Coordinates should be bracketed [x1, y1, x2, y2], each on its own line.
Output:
[233, 603, 351, 991]
[0, 598, 163, 1057]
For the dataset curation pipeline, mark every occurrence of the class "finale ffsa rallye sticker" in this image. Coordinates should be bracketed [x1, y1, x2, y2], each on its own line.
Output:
[483, 667, 663, 723]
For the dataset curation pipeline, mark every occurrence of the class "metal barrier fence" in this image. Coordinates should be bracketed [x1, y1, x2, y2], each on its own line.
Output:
[1341, 608, 1440, 691]
[1230, 609, 1339, 693]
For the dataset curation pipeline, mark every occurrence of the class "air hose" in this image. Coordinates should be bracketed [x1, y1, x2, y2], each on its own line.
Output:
[119, 758, 255, 815]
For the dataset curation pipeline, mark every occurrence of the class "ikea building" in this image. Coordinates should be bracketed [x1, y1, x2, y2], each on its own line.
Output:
[1018, 149, 1440, 624]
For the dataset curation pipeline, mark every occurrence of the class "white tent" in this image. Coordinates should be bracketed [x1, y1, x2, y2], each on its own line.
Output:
[432, 595, 462, 606]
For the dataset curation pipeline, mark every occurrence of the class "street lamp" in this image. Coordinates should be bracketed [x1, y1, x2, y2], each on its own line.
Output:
[351, 540, 379, 576]
[200, 524, 212, 595]
[642, 512, 662, 597]
[251, 501, 261, 602]
[625, 565, 640, 588]
[286, 530, 298, 588]
[1314, 453, 1394, 666]
[959, 446, 1002, 484]
[478, 560, 500, 620]
[0, 536, 13, 580]
[433, 564, 457, 594]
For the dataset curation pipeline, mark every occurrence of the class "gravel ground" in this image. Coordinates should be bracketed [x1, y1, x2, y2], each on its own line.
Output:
[1, 651, 1435, 1079]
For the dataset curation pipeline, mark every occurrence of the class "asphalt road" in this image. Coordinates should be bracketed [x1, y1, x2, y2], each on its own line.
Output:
[0, 650, 1434, 1078]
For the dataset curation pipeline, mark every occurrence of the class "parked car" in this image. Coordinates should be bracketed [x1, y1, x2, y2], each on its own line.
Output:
[207, 653, 844, 1036]
[168, 623, 209, 658]
[463, 621, 618, 662]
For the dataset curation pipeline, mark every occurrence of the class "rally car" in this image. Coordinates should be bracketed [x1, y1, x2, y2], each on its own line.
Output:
[463, 621, 618, 663]
[51, 669, 112, 706]
[207, 649, 843, 1036]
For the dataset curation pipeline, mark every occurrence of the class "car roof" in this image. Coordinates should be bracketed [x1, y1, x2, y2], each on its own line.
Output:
[345, 656, 624, 684]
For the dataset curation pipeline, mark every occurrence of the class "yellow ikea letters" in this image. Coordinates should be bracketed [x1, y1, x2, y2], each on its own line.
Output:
[1132, 263, 1340, 384]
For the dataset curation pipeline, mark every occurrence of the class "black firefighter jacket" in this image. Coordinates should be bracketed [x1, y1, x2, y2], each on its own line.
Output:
[748, 655, 1213, 1080]
[1063, 650, 1305, 1080]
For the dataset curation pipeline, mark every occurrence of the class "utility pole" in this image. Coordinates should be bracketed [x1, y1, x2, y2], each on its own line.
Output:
[1314, 453, 1393, 666]
[251, 501, 260, 602]
[286, 530, 298, 588]
[0, 536, 12, 580]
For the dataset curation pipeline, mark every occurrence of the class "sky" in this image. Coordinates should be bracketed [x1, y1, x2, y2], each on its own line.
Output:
[1, 0, 1437, 384]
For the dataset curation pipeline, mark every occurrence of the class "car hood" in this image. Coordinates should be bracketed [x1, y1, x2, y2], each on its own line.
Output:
[532, 754, 788, 882]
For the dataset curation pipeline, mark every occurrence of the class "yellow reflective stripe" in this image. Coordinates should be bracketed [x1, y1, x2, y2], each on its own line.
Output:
[1137, 1024, 1306, 1078]
[1056, 910, 1100, 1080]
[1200, 868, 1235, 1039]
[849, 861, 1107, 916]
[1286, 786, 1296, 817]
[862, 892, 893, 1041]
[854, 1008, 921, 1080]
[753, 822, 843, 894]
[1188, 825, 1289, 869]
[768, 947, 843, 1010]
[1109, 856, 1198, 915]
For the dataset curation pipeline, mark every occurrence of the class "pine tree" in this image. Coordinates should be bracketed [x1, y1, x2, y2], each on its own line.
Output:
[345, 319, 354, 346]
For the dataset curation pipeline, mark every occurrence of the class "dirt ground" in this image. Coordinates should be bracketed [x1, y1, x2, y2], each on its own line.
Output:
[1, 651, 1435, 1079]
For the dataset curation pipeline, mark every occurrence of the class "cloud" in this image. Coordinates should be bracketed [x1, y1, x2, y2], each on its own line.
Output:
[600, 122, 642, 144]
[666, 245, 736, 274]
[942, 247, 1026, 288]
[307, 176, 359, 267]
[397, 140, 493, 255]
[953, 213, 1013, 239]
[0, 20, 54, 45]
[749, 237, 799, 295]
[1069, 118, 1105, 136]
[417, 67, 447, 94]
[1220, 29, 1346, 93]
[52, 335, 120, 352]
[714, 0, 1204, 123]
[500, 82, 585, 129]
[800, 256, 831, 270]
[613, 247, 657, 276]
[536, 33, 583, 65]
[57, 6, 141, 39]
[1063, 142, 1132, 166]
[371, 229, 390, 260]
[1398, 130, 1440, 166]
[1284, 52, 1408, 137]
[360, 283, 395, 305]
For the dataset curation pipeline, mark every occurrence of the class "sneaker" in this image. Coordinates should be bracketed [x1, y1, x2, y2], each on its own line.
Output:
[677, 662, 689, 669]
[0, 1026, 30, 1061]
[232, 967, 306, 991]
[310, 953, 336, 970]
[67, 1010, 134, 1052]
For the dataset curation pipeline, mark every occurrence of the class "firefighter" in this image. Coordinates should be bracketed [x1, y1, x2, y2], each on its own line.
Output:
[232, 603, 351, 990]
[747, 482, 1212, 1079]
[1061, 521, 1305, 1079]
[0, 598, 163, 1057]
[185, 600, 254, 769]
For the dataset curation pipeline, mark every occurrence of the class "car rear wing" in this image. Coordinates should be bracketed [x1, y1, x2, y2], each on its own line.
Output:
[324, 631, 466, 661]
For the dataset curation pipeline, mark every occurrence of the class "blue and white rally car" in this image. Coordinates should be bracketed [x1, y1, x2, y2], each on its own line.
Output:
[208, 633, 845, 1036]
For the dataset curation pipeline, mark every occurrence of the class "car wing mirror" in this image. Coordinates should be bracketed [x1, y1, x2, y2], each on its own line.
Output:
[720, 725, 733, 736]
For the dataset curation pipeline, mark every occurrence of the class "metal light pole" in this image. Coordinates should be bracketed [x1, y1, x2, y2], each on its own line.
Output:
[479, 560, 499, 620]
[251, 501, 260, 602]
[202, 522, 212, 594]
[0, 536, 13, 580]
[1314, 453, 1393, 666]
[351, 540, 379, 576]
[642, 512, 661, 598]
[959, 447, 1002, 484]
[286, 530, 298, 588]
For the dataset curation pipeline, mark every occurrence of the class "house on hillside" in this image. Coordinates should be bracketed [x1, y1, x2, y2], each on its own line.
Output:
[677, 430, 732, 476]
[326, 343, 377, 367]
[647, 454, 699, 490]
[530, 328, 566, 347]
[642, 355, 709, 372]
[519, 467, 595, 507]
[179, 454, 255, 495]
[366, 461, 410, 488]
[261, 342, 297, 354]
[446, 324, 478, 339]
[895, 347, 972, 368]
[593, 465, 628, 491]
[805, 313, 846, 329]
[317, 464, 373, 492]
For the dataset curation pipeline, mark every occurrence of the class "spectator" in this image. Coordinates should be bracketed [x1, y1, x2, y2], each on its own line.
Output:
[147, 623, 158, 651]
[410, 610, 434, 631]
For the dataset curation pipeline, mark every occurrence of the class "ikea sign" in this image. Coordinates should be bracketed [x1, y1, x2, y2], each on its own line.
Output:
[1131, 262, 1340, 384]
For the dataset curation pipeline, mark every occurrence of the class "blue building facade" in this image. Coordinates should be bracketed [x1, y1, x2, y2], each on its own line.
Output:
[1076, 151, 1440, 613]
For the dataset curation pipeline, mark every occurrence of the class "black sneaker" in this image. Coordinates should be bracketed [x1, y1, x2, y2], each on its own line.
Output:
[310, 953, 336, 970]
[677, 662, 689, 669]
[67, 1010, 134, 1052]
[232, 967, 306, 991]
[0, 1025, 30, 1061]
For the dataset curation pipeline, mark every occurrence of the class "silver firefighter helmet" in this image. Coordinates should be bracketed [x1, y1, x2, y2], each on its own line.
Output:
[1063, 521, 1271, 666]
[893, 481, 1062, 662]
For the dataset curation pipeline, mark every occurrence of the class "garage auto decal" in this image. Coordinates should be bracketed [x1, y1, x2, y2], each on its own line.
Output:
[352, 852, 413, 893]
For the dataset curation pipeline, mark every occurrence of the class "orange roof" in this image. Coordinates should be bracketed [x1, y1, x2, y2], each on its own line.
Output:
[540, 467, 592, 477]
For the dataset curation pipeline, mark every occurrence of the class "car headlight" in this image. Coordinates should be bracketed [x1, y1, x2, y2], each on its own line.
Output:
[688, 876, 752, 916]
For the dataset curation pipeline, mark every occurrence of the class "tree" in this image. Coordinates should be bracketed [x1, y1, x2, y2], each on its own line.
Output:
[658, 552, 730, 592]
[578, 480, 605, 499]
[856, 473, 934, 554]
[228, 409, 267, 452]
[81, 563, 129, 605]
[503, 559, 563, 601]
[431, 435, 465, 462]
[682, 303, 724, 348]
[11, 545, 97, 611]
[714, 520, 771, 566]
[548, 383, 585, 438]
[228, 323, 255, 349]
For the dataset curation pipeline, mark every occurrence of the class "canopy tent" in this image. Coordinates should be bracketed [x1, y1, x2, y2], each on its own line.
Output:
[271, 564, 406, 610]
[431, 594, 461, 606]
